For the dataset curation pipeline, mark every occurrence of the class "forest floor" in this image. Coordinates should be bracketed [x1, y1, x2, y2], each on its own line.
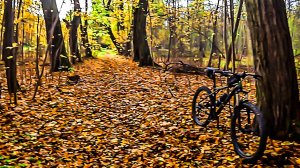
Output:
[0, 55, 299, 167]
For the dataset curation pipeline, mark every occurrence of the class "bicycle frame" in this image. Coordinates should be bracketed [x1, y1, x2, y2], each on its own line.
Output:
[193, 68, 267, 161]
[209, 75, 245, 119]
[212, 84, 240, 114]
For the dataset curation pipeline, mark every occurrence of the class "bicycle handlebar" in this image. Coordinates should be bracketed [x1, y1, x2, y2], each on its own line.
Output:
[206, 67, 262, 80]
[237, 72, 262, 80]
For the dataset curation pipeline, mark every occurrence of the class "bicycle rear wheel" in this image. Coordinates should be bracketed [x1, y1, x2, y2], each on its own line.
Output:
[192, 86, 214, 126]
[231, 102, 267, 162]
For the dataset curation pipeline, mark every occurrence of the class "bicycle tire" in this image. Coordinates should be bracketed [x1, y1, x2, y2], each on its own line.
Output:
[231, 102, 267, 162]
[192, 86, 214, 126]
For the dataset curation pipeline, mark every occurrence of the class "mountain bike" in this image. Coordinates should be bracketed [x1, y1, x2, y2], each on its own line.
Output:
[192, 67, 268, 162]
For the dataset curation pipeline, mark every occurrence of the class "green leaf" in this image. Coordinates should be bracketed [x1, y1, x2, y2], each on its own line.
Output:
[68, 67, 75, 72]
[18, 163, 27, 167]
[4, 159, 11, 163]
[0, 166, 12, 168]
[60, 54, 67, 58]
[7, 56, 13, 59]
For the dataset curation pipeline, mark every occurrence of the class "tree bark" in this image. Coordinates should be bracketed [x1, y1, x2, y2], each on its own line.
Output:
[223, 0, 229, 70]
[70, 0, 82, 63]
[41, 0, 71, 72]
[103, 0, 132, 56]
[198, 27, 205, 66]
[207, 0, 220, 67]
[81, 0, 93, 58]
[225, 0, 244, 70]
[245, 0, 300, 139]
[2, 0, 17, 94]
[81, 20, 93, 58]
[133, 0, 156, 66]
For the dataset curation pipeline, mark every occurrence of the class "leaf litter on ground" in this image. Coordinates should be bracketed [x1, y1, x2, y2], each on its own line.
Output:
[0, 55, 299, 167]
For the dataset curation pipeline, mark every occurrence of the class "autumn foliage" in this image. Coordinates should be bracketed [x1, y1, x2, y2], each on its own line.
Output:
[0, 56, 298, 167]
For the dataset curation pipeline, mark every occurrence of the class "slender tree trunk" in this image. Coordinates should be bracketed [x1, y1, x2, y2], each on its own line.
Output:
[20, 7, 25, 84]
[123, 34, 132, 56]
[120, 12, 133, 57]
[229, 0, 235, 72]
[166, 0, 172, 62]
[167, 27, 172, 62]
[171, 0, 177, 58]
[103, 0, 130, 56]
[207, 0, 220, 67]
[106, 26, 124, 54]
[117, 0, 125, 33]
[35, 16, 40, 85]
[198, 27, 205, 66]
[41, 0, 71, 72]
[0, 2, 4, 61]
[245, 0, 300, 139]
[104, 24, 133, 56]
[224, 0, 229, 70]
[133, 9, 139, 62]
[81, 0, 93, 58]
[225, 0, 244, 70]
[133, 0, 156, 66]
[2, 0, 17, 94]
[70, 0, 82, 63]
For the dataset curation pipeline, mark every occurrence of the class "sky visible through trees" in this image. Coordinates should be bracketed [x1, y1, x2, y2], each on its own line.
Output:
[57, 0, 92, 17]
[56, 0, 218, 17]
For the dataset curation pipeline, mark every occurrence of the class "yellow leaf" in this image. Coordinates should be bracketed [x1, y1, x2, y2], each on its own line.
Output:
[111, 139, 118, 143]
[195, 154, 204, 161]
[199, 135, 207, 141]
[226, 156, 235, 161]
[281, 141, 293, 145]
[296, 158, 300, 165]
[274, 148, 281, 152]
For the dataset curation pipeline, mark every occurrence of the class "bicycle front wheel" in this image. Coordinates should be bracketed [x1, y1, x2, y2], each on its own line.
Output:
[231, 102, 267, 162]
[192, 86, 214, 126]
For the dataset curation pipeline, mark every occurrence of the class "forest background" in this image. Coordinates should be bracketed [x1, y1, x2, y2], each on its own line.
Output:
[0, 0, 300, 166]
[0, 0, 300, 71]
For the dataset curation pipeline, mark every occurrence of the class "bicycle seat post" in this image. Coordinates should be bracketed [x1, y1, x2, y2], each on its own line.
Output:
[212, 72, 217, 90]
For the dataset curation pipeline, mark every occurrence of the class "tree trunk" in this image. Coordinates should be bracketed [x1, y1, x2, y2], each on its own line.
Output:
[225, 0, 244, 70]
[245, 0, 300, 140]
[198, 27, 205, 66]
[166, 0, 172, 62]
[81, 20, 93, 58]
[207, 0, 220, 67]
[80, 0, 93, 58]
[223, 0, 229, 70]
[70, 0, 82, 63]
[133, 0, 156, 66]
[106, 26, 124, 54]
[41, 0, 71, 72]
[2, 0, 17, 94]
[103, 0, 132, 56]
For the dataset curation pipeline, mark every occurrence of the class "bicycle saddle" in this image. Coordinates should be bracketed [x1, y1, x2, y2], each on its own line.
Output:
[206, 67, 219, 79]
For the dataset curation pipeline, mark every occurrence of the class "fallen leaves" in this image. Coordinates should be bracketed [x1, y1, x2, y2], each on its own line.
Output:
[0, 55, 298, 167]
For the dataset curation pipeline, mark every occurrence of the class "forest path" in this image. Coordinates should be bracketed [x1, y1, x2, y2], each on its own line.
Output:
[0, 55, 299, 167]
